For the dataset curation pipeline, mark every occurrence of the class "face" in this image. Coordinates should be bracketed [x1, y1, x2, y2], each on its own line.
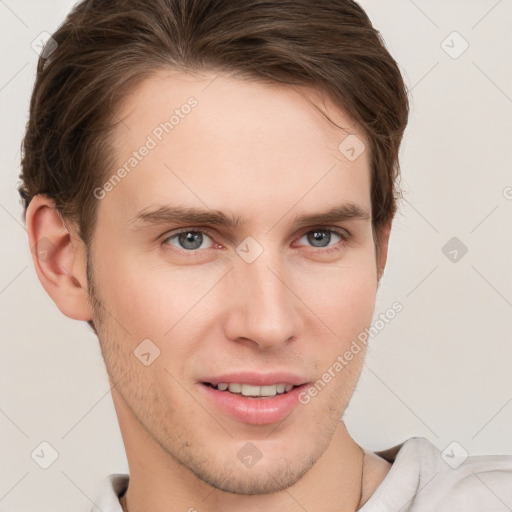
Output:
[87, 70, 382, 494]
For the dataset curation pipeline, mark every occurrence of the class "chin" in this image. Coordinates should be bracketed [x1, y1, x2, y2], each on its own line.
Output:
[191, 455, 317, 495]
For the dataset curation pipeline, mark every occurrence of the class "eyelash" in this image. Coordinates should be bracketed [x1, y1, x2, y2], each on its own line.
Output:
[161, 227, 350, 256]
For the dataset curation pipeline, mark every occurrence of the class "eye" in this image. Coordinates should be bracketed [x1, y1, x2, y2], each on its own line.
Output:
[161, 227, 349, 254]
[296, 228, 348, 252]
[162, 229, 215, 251]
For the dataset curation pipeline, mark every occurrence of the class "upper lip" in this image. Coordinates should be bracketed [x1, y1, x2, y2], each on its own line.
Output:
[201, 372, 309, 387]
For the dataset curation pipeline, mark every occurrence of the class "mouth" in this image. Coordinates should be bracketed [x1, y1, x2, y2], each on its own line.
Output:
[198, 373, 310, 425]
[202, 382, 297, 399]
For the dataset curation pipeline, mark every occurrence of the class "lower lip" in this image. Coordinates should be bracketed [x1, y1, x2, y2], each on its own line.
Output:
[199, 383, 309, 425]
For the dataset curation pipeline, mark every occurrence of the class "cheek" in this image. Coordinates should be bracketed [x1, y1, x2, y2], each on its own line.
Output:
[297, 267, 376, 409]
[94, 255, 227, 378]
[294, 258, 378, 337]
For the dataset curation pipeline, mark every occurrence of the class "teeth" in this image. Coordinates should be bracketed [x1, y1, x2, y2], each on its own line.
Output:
[260, 385, 277, 396]
[228, 383, 241, 393]
[241, 384, 261, 396]
[276, 384, 286, 394]
[213, 382, 295, 397]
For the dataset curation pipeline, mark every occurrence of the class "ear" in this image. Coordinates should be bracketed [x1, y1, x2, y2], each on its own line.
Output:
[25, 194, 93, 321]
[376, 218, 393, 283]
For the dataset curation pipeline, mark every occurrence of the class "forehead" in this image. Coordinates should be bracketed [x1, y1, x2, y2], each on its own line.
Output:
[102, 70, 371, 226]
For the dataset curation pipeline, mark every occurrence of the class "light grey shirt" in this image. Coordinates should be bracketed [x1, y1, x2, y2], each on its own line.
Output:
[91, 437, 512, 511]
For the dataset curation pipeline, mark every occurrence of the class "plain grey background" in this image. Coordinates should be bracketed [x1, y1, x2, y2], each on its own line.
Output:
[1, 1, 511, 511]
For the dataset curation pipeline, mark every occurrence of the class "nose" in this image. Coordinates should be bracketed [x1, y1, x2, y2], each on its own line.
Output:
[222, 251, 303, 351]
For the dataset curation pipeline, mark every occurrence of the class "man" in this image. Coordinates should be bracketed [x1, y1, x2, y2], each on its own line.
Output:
[19, 0, 512, 511]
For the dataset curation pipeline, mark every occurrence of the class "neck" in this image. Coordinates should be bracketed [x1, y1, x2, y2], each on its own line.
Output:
[114, 390, 365, 512]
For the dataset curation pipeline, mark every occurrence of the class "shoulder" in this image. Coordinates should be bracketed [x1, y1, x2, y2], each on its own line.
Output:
[417, 438, 512, 511]
[361, 437, 512, 512]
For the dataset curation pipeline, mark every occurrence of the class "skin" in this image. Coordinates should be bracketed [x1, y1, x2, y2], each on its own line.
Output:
[26, 70, 393, 511]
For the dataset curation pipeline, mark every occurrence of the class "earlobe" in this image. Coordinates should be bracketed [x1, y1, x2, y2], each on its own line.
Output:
[26, 195, 93, 321]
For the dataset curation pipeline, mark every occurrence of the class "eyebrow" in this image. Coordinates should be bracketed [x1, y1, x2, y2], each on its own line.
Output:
[129, 202, 370, 230]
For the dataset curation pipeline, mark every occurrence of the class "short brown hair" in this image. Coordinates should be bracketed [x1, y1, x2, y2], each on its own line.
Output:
[19, 0, 409, 252]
